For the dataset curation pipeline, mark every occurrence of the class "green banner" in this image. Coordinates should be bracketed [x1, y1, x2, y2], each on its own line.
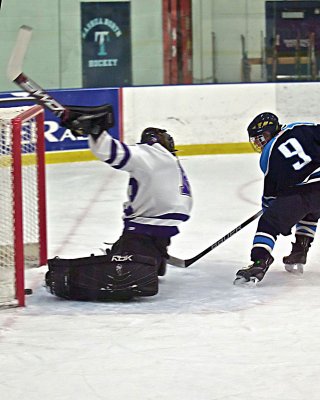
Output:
[81, 2, 132, 87]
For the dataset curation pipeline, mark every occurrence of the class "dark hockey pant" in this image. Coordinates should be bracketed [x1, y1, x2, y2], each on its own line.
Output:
[110, 231, 170, 273]
[251, 186, 320, 261]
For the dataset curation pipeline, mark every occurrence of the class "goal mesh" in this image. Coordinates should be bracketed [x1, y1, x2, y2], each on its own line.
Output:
[0, 105, 47, 307]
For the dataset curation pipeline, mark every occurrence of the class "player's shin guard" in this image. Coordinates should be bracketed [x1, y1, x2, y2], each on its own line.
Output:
[46, 253, 159, 301]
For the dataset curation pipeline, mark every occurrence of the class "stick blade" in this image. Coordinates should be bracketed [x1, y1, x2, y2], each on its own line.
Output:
[167, 255, 187, 268]
[7, 25, 33, 81]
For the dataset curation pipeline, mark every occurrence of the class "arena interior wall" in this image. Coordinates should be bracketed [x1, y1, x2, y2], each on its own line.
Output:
[1, 81, 319, 163]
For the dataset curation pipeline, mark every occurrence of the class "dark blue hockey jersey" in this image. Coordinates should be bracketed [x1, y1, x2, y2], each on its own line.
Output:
[260, 122, 320, 200]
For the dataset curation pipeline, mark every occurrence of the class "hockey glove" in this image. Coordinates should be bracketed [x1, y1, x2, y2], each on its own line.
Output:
[60, 104, 114, 137]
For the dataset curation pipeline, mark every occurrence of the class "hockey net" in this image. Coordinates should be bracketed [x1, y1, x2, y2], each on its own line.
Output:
[0, 105, 47, 307]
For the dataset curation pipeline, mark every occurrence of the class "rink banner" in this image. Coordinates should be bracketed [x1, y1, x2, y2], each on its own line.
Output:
[0, 88, 120, 152]
[81, 2, 132, 88]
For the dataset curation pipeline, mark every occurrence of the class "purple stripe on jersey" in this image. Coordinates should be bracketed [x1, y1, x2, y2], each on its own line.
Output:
[113, 143, 131, 169]
[124, 205, 134, 216]
[128, 177, 138, 202]
[154, 213, 190, 221]
[104, 139, 117, 164]
[124, 221, 179, 237]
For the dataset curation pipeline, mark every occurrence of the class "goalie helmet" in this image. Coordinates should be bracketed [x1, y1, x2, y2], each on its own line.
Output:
[140, 127, 176, 153]
[247, 112, 281, 152]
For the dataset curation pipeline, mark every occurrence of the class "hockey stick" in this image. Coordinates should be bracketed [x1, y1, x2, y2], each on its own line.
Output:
[7, 25, 66, 117]
[168, 210, 263, 268]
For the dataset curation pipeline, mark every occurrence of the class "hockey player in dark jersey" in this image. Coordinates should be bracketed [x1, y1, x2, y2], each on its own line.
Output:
[234, 112, 320, 285]
[45, 104, 192, 300]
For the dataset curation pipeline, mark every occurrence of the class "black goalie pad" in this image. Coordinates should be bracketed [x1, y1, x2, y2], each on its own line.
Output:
[46, 253, 158, 301]
[60, 104, 114, 137]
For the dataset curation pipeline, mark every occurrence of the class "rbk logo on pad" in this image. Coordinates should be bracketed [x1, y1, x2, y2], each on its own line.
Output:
[111, 255, 133, 262]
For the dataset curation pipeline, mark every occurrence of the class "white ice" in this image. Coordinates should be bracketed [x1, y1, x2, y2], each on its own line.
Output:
[1, 153, 320, 400]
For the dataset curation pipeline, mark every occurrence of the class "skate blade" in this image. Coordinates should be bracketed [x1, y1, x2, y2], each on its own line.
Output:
[284, 263, 304, 274]
[233, 276, 258, 287]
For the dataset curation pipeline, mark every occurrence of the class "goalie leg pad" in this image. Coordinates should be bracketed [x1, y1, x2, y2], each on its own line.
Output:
[46, 254, 158, 301]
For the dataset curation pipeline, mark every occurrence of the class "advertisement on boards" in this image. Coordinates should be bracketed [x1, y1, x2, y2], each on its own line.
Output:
[0, 88, 120, 152]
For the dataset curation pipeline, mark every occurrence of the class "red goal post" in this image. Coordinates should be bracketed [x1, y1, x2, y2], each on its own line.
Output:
[0, 104, 47, 307]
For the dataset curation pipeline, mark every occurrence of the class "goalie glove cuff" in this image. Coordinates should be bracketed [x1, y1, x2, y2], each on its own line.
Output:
[60, 104, 114, 137]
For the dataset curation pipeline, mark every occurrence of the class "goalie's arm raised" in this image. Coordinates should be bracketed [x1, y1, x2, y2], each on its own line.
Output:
[59, 104, 139, 172]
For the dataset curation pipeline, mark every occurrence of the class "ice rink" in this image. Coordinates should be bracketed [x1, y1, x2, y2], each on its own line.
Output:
[1, 153, 320, 400]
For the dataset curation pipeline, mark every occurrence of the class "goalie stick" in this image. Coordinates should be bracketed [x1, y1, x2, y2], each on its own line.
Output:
[7, 25, 66, 117]
[168, 210, 263, 268]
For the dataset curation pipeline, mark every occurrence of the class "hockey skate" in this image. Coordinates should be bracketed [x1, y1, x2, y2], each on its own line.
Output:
[283, 235, 312, 274]
[233, 255, 274, 286]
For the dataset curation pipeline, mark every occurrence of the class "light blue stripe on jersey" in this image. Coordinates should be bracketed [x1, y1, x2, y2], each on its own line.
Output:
[297, 167, 320, 185]
[260, 136, 277, 174]
[262, 195, 276, 210]
[282, 122, 316, 131]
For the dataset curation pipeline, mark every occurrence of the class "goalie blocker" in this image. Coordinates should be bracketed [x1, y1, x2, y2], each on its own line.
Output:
[45, 253, 159, 301]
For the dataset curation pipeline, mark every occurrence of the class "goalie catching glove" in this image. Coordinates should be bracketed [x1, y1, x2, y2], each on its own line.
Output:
[60, 104, 114, 137]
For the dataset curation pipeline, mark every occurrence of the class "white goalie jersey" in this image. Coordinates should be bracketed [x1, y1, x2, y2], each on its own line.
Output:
[89, 132, 193, 237]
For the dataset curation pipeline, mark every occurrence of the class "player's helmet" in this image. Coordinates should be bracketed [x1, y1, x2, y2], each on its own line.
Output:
[247, 112, 281, 152]
[140, 127, 176, 153]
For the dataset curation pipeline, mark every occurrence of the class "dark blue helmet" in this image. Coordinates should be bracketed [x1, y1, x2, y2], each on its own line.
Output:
[140, 127, 176, 153]
[247, 112, 281, 152]
[247, 112, 281, 138]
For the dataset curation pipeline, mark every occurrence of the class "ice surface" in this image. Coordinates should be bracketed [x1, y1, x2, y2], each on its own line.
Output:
[1, 154, 320, 400]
